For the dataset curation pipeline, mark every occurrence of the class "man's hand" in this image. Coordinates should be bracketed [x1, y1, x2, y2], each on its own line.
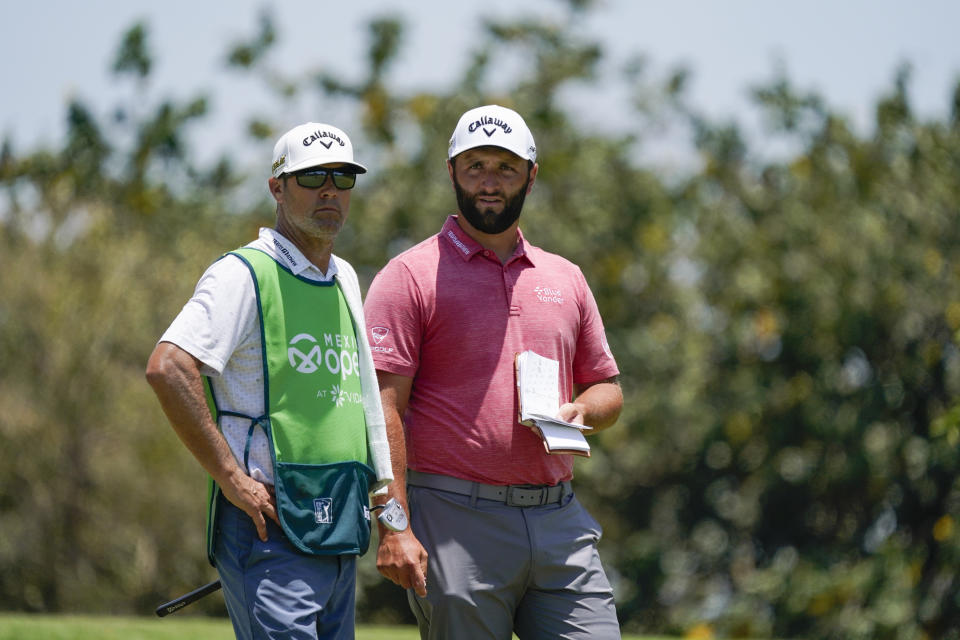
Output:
[559, 377, 623, 434]
[556, 402, 586, 426]
[373, 371, 427, 596]
[146, 342, 280, 542]
[220, 471, 279, 542]
[377, 529, 428, 597]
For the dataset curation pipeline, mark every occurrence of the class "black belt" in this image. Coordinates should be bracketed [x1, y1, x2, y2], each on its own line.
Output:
[407, 470, 572, 507]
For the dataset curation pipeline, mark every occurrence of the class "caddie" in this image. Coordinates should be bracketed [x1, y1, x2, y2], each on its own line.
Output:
[146, 121, 393, 640]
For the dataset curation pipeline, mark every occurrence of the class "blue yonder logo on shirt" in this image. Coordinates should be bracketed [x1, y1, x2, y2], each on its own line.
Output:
[534, 286, 564, 304]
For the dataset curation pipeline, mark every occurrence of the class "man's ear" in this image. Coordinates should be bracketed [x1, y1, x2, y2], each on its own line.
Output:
[268, 176, 284, 203]
[526, 163, 539, 194]
[446, 159, 456, 185]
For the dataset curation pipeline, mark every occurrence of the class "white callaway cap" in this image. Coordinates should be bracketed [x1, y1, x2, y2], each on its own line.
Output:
[448, 104, 537, 163]
[271, 122, 367, 177]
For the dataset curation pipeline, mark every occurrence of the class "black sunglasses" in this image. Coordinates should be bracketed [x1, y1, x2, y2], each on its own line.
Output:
[292, 168, 357, 190]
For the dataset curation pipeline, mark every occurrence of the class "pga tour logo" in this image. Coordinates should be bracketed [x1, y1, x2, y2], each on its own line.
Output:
[314, 498, 333, 524]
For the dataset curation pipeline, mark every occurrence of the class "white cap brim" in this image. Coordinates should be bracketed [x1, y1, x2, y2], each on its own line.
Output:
[272, 122, 367, 177]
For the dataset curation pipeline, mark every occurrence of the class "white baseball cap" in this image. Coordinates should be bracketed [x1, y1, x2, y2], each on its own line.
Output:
[271, 122, 367, 177]
[447, 105, 537, 163]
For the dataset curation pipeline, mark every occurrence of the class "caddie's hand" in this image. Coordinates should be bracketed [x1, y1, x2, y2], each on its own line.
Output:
[222, 472, 279, 542]
[377, 529, 429, 597]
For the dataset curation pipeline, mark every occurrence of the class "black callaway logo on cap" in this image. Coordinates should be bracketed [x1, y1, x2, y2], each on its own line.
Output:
[468, 115, 513, 137]
[302, 130, 345, 149]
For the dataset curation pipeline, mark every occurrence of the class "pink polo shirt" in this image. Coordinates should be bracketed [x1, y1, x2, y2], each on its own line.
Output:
[364, 216, 619, 486]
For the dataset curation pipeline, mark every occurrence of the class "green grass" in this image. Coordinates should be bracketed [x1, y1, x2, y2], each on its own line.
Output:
[0, 615, 419, 640]
[0, 614, 668, 639]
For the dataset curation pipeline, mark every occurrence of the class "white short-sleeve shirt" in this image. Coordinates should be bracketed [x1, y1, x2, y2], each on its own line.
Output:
[159, 228, 338, 485]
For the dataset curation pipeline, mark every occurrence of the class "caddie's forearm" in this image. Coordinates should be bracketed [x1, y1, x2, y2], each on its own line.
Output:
[573, 378, 623, 433]
[146, 344, 246, 487]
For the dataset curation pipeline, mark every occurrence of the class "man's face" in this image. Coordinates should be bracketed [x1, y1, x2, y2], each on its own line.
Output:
[269, 163, 353, 242]
[448, 147, 537, 235]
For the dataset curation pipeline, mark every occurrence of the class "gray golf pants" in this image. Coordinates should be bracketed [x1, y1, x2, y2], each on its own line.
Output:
[406, 479, 621, 640]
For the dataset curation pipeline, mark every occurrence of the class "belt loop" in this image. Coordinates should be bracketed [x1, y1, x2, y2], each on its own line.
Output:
[469, 480, 479, 508]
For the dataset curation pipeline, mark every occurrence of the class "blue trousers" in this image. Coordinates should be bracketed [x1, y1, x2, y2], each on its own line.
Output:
[213, 494, 358, 640]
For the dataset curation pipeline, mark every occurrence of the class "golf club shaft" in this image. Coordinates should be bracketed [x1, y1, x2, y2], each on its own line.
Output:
[155, 579, 222, 617]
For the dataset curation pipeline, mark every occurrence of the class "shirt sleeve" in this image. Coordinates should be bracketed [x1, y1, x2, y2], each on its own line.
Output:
[362, 259, 424, 378]
[159, 255, 258, 377]
[572, 267, 619, 385]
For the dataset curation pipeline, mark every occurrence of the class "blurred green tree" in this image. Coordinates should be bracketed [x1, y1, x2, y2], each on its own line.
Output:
[1, 3, 959, 639]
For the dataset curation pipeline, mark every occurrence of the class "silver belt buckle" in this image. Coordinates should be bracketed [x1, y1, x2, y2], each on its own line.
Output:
[506, 486, 545, 507]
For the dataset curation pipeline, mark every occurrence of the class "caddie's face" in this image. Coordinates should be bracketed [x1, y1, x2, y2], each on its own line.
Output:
[269, 163, 352, 242]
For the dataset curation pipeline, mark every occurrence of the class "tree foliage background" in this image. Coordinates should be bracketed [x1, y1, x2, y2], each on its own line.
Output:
[2, 2, 960, 638]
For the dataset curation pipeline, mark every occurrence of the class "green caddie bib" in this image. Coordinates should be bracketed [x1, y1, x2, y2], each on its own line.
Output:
[204, 247, 375, 562]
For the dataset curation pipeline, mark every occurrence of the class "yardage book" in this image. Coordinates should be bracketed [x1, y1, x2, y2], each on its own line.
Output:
[515, 350, 591, 457]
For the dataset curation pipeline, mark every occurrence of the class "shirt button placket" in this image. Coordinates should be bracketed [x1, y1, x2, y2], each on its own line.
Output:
[505, 266, 520, 316]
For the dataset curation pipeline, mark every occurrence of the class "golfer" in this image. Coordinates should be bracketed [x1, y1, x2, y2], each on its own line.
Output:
[365, 105, 623, 639]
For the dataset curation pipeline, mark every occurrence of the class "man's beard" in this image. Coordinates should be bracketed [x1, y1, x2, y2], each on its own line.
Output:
[454, 175, 530, 234]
